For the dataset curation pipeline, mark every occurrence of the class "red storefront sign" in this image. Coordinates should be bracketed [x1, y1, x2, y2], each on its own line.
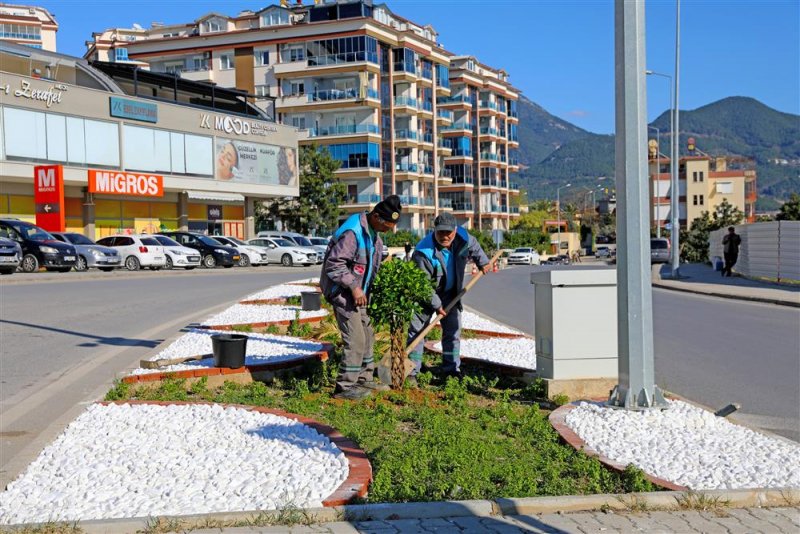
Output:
[88, 170, 164, 197]
[33, 165, 65, 232]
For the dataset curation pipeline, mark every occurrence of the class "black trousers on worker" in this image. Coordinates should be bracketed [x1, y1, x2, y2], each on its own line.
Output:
[723, 252, 738, 277]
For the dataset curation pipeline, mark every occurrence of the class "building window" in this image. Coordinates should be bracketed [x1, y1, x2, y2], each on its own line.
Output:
[692, 171, 698, 182]
[291, 116, 306, 129]
[436, 65, 450, 88]
[204, 19, 224, 33]
[255, 50, 270, 66]
[219, 54, 233, 70]
[0, 23, 41, 40]
[699, 194, 704, 206]
[255, 84, 270, 97]
[261, 9, 290, 27]
[326, 142, 380, 169]
[693, 195, 698, 206]
[114, 48, 129, 62]
[289, 81, 305, 96]
[281, 44, 306, 63]
[699, 171, 704, 182]
[306, 36, 378, 66]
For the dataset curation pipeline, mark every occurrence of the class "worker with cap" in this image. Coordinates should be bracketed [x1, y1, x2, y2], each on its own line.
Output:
[321, 195, 402, 399]
[406, 212, 490, 384]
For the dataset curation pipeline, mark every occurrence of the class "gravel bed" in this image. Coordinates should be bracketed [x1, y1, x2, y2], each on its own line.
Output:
[242, 284, 318, 302]
[461, 311, 524, 335]
[131, 330, 326, 375]
[201, 304, 327, 327]
[431, 337, 536, 370]
[288, 277, 320, 285]
[565, 400, 800, 490]
[0, 403, 348, 524]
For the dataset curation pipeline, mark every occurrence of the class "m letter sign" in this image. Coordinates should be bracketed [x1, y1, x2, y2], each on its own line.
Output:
[88, 170, 164, 197]
[34, 165, 65, 231]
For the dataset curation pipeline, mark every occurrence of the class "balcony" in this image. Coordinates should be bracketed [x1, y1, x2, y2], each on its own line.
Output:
[420, 131, 433, 144]
[398, 195, 420, 206]
[447, 176, 474, 185]
[510, 182, 520, 191]
[451, 202, 474, 212]
[510, 206, 520, 213]
[439, 197, 453, 209]
[307, 88, 379, 102]
[437, 94, 471, 107]
[418, 100, 433, 113]
[395, 163, 419, 173]
[499, 180, 508, 188]
[479, 127, 499, 137]
[344, 194, 381, 205]
[394, 95, 418, 109]
[481, 177, 499, 187]
[419, 66, 433, 81]
[441, 122, 472, 132]
[421, 165, 434, 175]
[394, 129, 418, 141]
[480, 152, 501, 162]
[509, 157, 519, 166]
[439, 168, 453, 179]
[447, 149, 472, 158]
[436, 109, 453, 122]
[479, 100, 498, 110]
[308, 124, 380, 138]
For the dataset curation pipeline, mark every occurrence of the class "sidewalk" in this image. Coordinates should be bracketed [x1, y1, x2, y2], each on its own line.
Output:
[191, 507, 800, 533]
[652, 263, 800, 308]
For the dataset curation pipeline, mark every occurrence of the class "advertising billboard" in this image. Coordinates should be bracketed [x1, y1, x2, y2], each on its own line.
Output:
[214, 138, 297, 187]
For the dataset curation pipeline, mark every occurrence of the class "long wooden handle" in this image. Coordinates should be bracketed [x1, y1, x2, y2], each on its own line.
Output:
[404, 249, 503, 356]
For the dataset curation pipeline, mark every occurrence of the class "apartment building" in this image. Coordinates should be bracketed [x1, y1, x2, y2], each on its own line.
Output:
[648, 150, 757, 230]
[0, 3, 57, 51]
[84, 0, 522, 233]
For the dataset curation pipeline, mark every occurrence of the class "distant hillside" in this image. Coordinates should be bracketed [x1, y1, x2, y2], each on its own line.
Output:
[516, 96, 591, 165]
[514, 96, 800, 207]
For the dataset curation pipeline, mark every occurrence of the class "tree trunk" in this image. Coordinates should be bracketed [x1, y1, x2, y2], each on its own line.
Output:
[390, 328, 406, 389]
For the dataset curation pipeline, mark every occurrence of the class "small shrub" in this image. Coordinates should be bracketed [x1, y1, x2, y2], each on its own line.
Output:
[416, 371, 433, 388]
[285, 296, 302, 306]
[105, 379, 131, 401]
[621, 464, 656, 493]
[521, 378, 547, 401]
[265, 324, 282, 335]
[551, 393, 570, 406]
[231, 324, 253, 333]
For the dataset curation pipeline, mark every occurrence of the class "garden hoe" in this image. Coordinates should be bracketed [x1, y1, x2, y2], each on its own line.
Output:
[376, 250, 503, 386]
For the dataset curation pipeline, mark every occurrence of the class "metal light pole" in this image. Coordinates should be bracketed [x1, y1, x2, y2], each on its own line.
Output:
[609, 0, 666, 410]
[648, 125, 661, 237]
[672, 0, 682, 277]
[556, 183, 571, 255]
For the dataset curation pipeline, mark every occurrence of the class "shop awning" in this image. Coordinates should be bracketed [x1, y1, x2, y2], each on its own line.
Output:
[185, 191, 245, 203]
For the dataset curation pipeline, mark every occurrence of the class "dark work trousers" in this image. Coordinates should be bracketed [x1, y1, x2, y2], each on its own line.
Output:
[333, 305, 375, 391]
[407, 292, 462, 375]
[723, 252, 738, 276]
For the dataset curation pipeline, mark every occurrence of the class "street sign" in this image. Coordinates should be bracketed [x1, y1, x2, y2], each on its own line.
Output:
[34, 165, 65, 232]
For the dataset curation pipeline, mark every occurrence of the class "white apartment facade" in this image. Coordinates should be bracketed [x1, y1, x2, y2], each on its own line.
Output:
[0, 3, 57, 51]
[84, 0, 522, 232]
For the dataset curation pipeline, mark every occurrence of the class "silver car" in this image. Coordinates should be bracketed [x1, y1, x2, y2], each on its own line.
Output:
[650, 238, 670, 264]
[307, 236, 330, 258]
[247, 237, 318, 266]
[51, 232, 121, 272]
[0, 236, 22, 275]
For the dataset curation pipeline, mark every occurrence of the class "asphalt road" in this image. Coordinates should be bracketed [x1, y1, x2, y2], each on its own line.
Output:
[464, 265, 800, 443]
[0, 265, 320, 486]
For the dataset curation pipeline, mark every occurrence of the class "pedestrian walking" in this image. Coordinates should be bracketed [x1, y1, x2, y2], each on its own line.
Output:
[404, 241, 412, 261]
[722, 226, 741, 277]
[321, 195, 402, 399]
[406, 213, 490, 384]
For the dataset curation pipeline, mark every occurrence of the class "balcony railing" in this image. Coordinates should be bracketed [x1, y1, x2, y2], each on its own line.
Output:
[452, 202, 474, 211]
[394, 96, 418, 108]
[479, 127, 499, 136]
[499, 180, 508, 188]
[437, 139, 451, 149]
[398, 195, 420, 205]
[450, 149, 472, 157]
[309, 124, 380, 137]
[307, 51, 378, 67]
[422, 197, 435, 206]
[436, 109, 453, 120]
[479, 100, 498, 110]
[345, 194, 381, 205]
[420, 67, 433, 80]
[439, 168, 453, 178]
[450, 176, 474, 185]
[395, 163, 419, 173]
[439, 198, 453, 208]
[510, 182, 520, 190]
[480, 152, 500, 162]
[421, 132, 433, 143]
[422, 165, 434, 175]
[509, 157, 519, 166]
[308, 88, 355, 102]
[510, 206, 520, 213]
[437, 94, 469, 105]
[481, 177, 499, 187]
[395, 129, 418, 140]
[419, 100, 433, 112]
[441, 122, 471, 131]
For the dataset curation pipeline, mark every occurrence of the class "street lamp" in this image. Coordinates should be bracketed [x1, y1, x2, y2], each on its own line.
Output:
[556, 183, 571, 255]
[648, 125, 661, 238]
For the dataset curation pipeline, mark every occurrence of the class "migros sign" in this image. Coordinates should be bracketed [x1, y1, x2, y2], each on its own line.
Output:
[88, 170, 164, 197]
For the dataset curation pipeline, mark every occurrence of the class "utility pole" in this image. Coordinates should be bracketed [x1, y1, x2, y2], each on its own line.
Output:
[670, 0, 682, 277]
[608, 0, 667, 410]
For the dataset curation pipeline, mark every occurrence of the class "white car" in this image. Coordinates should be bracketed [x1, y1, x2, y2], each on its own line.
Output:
[507, 247, 541, 265]
[247, 237, 318, 267]
[96, 234, 166, 271]
[152, 235, 201, 270]
[306, 236, 330, 258]
[215, 236, 269, 267]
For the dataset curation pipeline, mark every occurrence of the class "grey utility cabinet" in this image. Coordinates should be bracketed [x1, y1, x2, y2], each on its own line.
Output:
[530, 268, 618, 380]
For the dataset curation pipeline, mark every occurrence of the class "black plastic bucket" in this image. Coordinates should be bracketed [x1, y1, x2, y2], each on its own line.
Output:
[211, 333, 248, 369]
[301, 291, 322, 311]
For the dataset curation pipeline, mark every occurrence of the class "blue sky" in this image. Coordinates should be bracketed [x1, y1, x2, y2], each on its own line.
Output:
[44, 0, 799, 134]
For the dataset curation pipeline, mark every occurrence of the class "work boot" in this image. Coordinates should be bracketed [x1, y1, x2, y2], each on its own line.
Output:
[357, 379, 390, 391]
[333, 385, 372, 400]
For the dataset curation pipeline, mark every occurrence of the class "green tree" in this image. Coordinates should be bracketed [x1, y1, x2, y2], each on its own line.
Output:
[469, 228, 496, 254]
[382, 229, 421, 247]
[368, 260, 433, 388]
[681, 199, 744, 263]
[502, 230, 548, 253]
[258, 144, 345, 235]
[776, 193, 800, 221]
[512, 208, 550, 232]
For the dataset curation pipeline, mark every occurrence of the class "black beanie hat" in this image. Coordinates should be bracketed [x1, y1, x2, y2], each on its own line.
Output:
[371, 194, 402, 222]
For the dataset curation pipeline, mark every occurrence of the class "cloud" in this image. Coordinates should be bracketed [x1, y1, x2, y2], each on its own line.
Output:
[568, 109, 590, 118]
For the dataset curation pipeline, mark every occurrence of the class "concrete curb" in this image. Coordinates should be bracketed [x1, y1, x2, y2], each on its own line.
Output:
[15, 489, 799, 534]
[652, 281, 800, 308]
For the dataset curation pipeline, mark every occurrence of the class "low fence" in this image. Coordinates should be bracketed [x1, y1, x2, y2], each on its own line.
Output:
[709, 221, 800, 282]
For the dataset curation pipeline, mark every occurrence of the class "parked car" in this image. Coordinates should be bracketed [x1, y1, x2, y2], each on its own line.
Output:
[152, 235, 201, 270]
[0, 236, 22, 275]
[158, 232, 239, 268]
[51, 232, 121, 272]
[306, 237, 330, 257]
[214, 236, 269, 267]
[650, 238, 670, 264]
[247, 237, 318, 266]
[595, 246, 611, 259]
[544, 254, 571, 266]
[507, 247, 541, 266]
[96, 235, 166, 271]
[0, 218, 76, 273]
[257, 231, 322, 263]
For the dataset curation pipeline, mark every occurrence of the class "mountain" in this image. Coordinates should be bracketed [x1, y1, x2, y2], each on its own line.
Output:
[515, 96, 800, 208]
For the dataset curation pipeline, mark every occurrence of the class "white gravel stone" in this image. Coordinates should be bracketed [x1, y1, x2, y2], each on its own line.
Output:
[132, 330, 325, 375]
[242, 284, 318, 302]
[564, 400, 800, 490]
[0, 403, 348, 524]
[460, 311, 524, 335]
[432, 337, 536, 370]
[289, 277, 320, 284]
[201, 304, 327, 327]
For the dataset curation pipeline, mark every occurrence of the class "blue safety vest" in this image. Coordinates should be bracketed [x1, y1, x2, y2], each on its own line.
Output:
[333, 213, 376, 290]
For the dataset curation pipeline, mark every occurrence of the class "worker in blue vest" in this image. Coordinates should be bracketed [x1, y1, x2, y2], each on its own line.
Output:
[406, 212, 490, 384]
[321, 195, 402, 399]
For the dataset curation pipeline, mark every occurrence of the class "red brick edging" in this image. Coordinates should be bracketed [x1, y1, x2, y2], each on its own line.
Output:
[197, 314, 326, 331]
[549, 403, 687, 492]
[99, 400, 371, 506]
[122, 343, 333, 384]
